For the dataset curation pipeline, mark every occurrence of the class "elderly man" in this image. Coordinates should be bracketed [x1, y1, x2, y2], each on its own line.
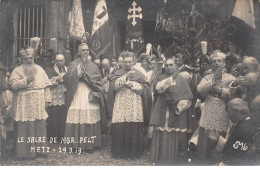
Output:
[208, 98, 257, 165]
[63, 43, 105, 152]
[242, 56, 259, 75]
[45, 54, 67, 141]
[9, 48, 52, 159]
[150, 58, 194, 164]
[196, 50, 236, 162]
[101, 58, 113, 80]
[230, 57, 260, 106]
[107, 52, 152, 158]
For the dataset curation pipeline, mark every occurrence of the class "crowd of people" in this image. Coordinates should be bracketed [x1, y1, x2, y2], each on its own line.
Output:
[1, 41, 260, 166]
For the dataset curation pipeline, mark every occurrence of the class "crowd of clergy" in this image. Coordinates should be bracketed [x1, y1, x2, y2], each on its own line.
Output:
[1, 42, 260, 165]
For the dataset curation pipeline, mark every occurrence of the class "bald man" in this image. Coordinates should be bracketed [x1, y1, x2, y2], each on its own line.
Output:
[208, 98, 257, 165]
[242, 57, 259, 75]
[101, 58, 113, 78]
[94, 58, 101, 68]
[45, 54, 67, 141]
[230, 66, 260, 107]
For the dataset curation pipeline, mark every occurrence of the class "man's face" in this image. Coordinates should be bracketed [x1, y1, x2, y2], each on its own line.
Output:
[141, 59, 149, 70]
[23, 56, 34, 65]
[165, 59, 175, 74]
[56, 56, 65, 67]
[103, 64, 110, 72]
[212, 57, 225, 69]
[123, 57, 134, 70]
[79, 45, 89, 61]
[150, 60, 156, 70]
[175, 58, 184, 67]
[118, 57, 124, 68]
[228, 108, 243, 123]
[112, 60, 117, 67]
[102, 59, 111, 72]
[242, 61, 255, 74]
[204, 69, 212, 77]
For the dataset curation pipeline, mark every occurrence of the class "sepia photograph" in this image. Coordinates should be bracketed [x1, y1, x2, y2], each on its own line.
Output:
[1, 0, 260, 167]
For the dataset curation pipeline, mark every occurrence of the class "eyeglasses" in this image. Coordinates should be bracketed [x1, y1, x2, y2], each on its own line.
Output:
[165, 64, 174, 67]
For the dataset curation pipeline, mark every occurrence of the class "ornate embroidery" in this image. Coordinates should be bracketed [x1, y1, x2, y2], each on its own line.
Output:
[50, 84, 66, 106]
[112, 87, 144, 123]
[13, 89, 48, 122]
[66, 109, 101, 124]
[199, 97, 230, 132]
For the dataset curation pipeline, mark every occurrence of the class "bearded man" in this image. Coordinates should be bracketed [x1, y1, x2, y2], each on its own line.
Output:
[9, 48, 52, 159]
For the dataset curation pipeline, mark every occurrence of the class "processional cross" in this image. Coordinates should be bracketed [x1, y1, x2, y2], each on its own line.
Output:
[127, 1, 143, 26]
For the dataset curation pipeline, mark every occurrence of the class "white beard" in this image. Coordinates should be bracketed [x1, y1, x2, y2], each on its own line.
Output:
[23, 64, 37, 77]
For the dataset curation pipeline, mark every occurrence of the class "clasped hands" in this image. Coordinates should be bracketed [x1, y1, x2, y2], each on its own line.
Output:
[211, 81, 222, 95]
[125, 70, 136, 88]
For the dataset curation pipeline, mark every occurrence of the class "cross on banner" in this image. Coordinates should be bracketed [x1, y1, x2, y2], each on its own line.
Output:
[127, 1, 143, 26]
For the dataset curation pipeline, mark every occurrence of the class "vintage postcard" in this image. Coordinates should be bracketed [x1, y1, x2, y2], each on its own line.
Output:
[0, 0, 260, 166]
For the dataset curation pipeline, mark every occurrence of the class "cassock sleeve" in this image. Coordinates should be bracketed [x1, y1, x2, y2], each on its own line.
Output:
[176, 100, 192, 115]
[9, 70, 28, 90]
[155, 76, 176, 94]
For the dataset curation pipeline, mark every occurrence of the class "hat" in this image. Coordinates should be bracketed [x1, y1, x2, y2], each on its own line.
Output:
[138, 53, 151, 62]
[210, 50, 226, 60]
[19, 49, 27, 57]
[119, 51, 135, 59]
[26, 47, 35, 57]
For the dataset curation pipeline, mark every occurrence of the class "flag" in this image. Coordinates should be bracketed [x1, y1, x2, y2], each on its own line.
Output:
[90, 0, 112, 60]
[232, 0, 255, 29]
[125, 1, 144, 54]
[227, 0, 256, 56]
[69, 0, 85, 41]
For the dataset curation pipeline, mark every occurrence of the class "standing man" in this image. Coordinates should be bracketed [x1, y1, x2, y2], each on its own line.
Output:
[107, 52, 152, 158]
[9, 48, 52, 159]
[63, 43, 105, 152]
[150, 58, 194, 164]
[175, 53, 202, 133]
[45, 54, 67, 142]
[196, 50, 236, 162]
